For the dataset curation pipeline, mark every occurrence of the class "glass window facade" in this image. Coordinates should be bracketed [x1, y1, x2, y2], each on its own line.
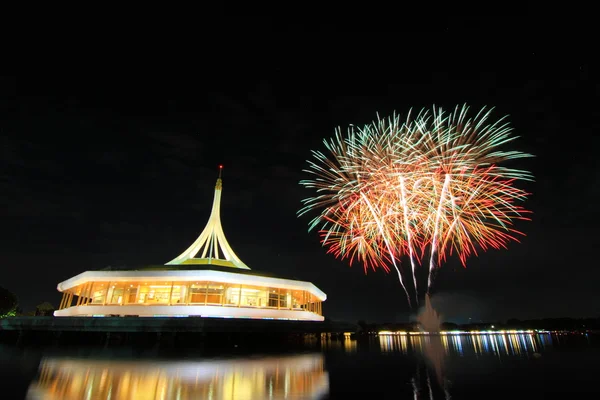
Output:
[91, 283, 108, 304]
[59, 280, 323, 316]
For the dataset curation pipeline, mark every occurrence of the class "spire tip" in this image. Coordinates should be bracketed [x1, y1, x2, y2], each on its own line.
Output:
[215, 165, 223, 190]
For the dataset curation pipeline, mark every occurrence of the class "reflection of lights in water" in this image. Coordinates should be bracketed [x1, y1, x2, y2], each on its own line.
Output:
[26, 354, 329, 400]
[343, 337, 358, 353]
[470, 333, 540, 358]
[530, 334, 538, 352]
[413, 333, 550, 399]
[452, 335, 464, 356]
[379, 335, 408, 354]
[440, 335, 450, 354]
[412, 338, 451, 400]
[319, 335, 357, 353]
[538, 333, 552, 348]
[412, 369, 452, 400]
[409, 335, 425, 353]
[400, 335, 408, 354]
[500, 334, 509, 354]
[382, 333, 549, 359]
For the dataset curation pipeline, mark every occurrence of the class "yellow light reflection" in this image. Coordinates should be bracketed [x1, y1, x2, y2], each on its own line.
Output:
[26, 354, 329, 400]
[379, 334, 409, 354]
[342, 337, 358, 353]
[382, 332, 544, 358]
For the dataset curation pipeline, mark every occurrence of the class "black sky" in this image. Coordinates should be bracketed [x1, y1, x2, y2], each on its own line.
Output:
[1, 17, 598, 323]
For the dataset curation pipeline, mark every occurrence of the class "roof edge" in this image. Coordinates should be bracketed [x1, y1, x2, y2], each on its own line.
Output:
[57, 269, 327, 300]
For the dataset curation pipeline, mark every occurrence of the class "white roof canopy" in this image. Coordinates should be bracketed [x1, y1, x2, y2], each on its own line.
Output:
[56, 269, 327, 301]
[165, 172, 251, 269]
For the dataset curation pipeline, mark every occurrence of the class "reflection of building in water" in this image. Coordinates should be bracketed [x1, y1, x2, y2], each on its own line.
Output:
[54, 173, 326, 321]
[26, 354, 329, 400]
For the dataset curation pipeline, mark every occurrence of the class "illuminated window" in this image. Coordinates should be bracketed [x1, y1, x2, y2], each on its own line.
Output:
[268, 289, 279, 308]
[109, 285, 126, 304]
[169, 282, 186, 304]
[238, 284, 267, 307]
[291, 290, 304, 310]
[206, 283, 224, 305]
[189, 283, 208, 304]
[137, 283, 172, 304]
[91, 283, 107, 304]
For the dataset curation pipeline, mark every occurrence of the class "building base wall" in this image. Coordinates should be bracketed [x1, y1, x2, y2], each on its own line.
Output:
[53, 305, 324, 321]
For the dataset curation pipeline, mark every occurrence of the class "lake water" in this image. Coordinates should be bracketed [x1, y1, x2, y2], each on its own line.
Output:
[1, 332, 598, 399]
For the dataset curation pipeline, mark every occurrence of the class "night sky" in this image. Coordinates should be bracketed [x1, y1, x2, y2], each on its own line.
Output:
[1, 18, 597, 323]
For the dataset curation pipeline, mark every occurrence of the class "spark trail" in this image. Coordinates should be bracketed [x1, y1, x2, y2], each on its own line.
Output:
[299, 105, 533, 307]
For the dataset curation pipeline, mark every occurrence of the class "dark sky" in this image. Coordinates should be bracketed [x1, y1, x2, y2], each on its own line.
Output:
[1, 17, 597, 323]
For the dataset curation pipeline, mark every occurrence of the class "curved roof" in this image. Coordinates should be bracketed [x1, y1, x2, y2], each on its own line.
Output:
[56, 268, 327, 301]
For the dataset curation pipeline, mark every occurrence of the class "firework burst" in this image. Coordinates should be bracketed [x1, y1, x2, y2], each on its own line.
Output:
[299, 105, 533, 307]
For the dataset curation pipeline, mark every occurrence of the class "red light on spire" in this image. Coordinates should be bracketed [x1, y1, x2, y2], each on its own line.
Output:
[219, 164, 223, 169]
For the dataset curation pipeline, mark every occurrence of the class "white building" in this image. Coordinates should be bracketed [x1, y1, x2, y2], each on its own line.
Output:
[54, 169, 326, 321]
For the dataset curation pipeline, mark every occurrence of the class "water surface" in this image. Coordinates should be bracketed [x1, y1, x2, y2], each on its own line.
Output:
[1, 332, 597, 399]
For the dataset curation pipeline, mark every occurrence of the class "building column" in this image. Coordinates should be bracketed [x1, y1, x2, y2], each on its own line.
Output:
[168, 282, 174, 305]
[82, 283, 90, 305]
[133, 284, 141, 304]
[277, 288, 281, 310]
[102, 282, 111, 305]
[76, 287, 82, 306]
[184, 283, 190, 305]
[204, 282, 209, 305]
[64, 292, 72, 308]
[59, 292, 67, 310]
[83, 282, 92, 305]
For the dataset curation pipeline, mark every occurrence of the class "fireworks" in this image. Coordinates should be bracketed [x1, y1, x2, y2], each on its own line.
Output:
[299, 105, 533, 306]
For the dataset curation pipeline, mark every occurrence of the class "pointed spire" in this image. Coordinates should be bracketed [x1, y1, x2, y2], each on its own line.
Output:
[165, 166, 251, 269]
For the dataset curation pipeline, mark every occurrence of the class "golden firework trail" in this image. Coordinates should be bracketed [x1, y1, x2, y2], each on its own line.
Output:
[299, 105, 533, 307]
